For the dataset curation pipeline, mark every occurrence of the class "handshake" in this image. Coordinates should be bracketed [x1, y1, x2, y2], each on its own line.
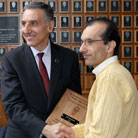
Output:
[41, 123, 75, 138]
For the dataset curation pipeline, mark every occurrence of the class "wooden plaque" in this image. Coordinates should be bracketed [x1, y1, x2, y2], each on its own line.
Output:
[46, 89, 88, 127]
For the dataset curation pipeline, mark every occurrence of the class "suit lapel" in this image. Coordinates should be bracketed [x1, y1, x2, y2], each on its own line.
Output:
[48, 43, 62, 109]
[24, 45, 48, 101]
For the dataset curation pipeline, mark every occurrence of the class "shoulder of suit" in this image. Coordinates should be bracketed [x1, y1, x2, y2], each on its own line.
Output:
[52, 42, 76, 55]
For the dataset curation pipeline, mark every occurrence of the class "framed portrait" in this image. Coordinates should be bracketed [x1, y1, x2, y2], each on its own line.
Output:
[122, 45, 132, 58]
[122, 30, 132, 43]
[122, 60, 133, 73]
[134, 30, 138, 43]
[72, 0, 82, 12]
[0, 61, 2, 75]
[9, 1, 18, 13]
[122, 0, 132, 12]
[60, 0, 69, 13]
[110, 15, 120, 27]
[122, 15, 132, 28]
[48, 1, 57, 12]
[73, 31, 82, 43]
[50, 31, 57, 43]
[60, 16, 70, 28]
[135, 0, 138, 12]
[84, 0, 95, 12]
[110, 0, 120, 12]
[86, 65, 94, 73]
[53, 15, 57, 28]
[22, 1, 31, 12]
[85, 15, 95, 25]
[134, 15, 138, 28]
[0, 46, 7, 58]
[134, 45, 138, 58]
[60, 31, 70, 43]
[97, 0, 107, 12]
[72, 16, 82, 28]
[79, 60, 83, 74]
[0, 1, 6, 13]
[134, 61, 138, 73]
[73, 46, 82, 58]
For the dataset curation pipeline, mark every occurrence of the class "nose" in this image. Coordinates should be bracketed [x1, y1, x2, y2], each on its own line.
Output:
[79, 43, 86, 53]
[22, 24, 31, 34]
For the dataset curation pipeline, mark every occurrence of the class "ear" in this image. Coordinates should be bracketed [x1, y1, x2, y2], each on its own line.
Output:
[48, 20, 55, 32]
[106, 40, 116, 53]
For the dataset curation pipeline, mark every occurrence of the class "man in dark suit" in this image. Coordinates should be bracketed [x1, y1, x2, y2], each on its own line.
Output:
[1, 2, 81, 138]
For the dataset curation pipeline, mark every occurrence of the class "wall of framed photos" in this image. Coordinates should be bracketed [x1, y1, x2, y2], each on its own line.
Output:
[0, 0, 138, 126]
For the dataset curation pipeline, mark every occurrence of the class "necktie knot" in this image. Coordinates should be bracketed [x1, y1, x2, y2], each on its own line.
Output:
[38, 53, 44, 59]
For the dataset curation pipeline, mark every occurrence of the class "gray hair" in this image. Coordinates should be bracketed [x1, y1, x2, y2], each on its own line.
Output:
[23, 2, 54, 24]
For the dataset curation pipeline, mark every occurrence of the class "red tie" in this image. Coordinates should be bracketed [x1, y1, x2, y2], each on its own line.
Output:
[38, 53, 49, 95]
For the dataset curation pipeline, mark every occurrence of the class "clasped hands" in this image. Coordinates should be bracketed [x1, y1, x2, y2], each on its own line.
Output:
[42, 123, 75, 138]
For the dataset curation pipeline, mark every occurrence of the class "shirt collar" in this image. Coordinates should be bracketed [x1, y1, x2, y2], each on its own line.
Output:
[30, 40, 51, 57]
[92, 56, 118, 76]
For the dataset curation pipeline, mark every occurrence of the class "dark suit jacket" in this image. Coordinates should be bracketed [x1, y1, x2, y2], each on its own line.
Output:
[1, 42, 81, 138]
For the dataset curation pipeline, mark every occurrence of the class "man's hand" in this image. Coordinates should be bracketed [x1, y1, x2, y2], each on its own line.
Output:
[42, 123, 74, 138]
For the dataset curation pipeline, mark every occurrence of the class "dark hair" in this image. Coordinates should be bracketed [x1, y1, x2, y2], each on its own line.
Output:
[87, 17, 120, 56]
[23, 2, 54, 24]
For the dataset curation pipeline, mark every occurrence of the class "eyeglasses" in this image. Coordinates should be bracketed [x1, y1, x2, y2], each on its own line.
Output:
[80, 39, 103, 47]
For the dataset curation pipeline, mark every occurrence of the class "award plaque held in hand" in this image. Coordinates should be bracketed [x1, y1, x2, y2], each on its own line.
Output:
[46, 89, 88, 127]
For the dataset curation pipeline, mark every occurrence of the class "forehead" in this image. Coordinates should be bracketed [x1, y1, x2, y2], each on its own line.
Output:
[22, 9, 45, 21]
[82, 22, 106, 39]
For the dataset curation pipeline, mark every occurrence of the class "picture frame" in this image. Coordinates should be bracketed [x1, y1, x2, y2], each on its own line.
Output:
[22, 1, 31, 12]
[0, 1, 6, 13]
[0, 46, 7, 58]
[122, 30, 132, 43]
[97, 0, 107, 12]
[0, 61, 2, 75]
[72, 46, 82, 58]
[134, 15, 138, 28]
[122, 60, 133, 73]
[135, 0, 138, 12]
[134, 61, 138, 73]
[134, 45, 138, 58]
[9, 1, 18, 13]
[96, 15, 108, 19]
[110, 0, 120, 12]
[48, 1, 57, 12]
[79, 60, 83, 74]
[53, 15, 57, 28]
[72, 0, 82, 12]
[122, 0, 132, 12]
[86, 65, 94, 73]
[72, 15, 82, 28]
[134, 30, 138, 43]
[60, 31, 70, 43]
[122, 15, 132, 28]
[84, 0, 95, 13]
[122, 45, 132, 58]
[85, 15, 95, 25]
[7, 46, 17, 51]
[110, 15, 120, 27]
[60, 16, 70, 28]
[60, 0, 69, 13]
[50, 31, 57, 43]
[73, 31, 82, 43]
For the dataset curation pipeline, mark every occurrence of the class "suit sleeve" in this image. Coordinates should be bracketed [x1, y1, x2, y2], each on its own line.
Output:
[1, 55, 46, 138]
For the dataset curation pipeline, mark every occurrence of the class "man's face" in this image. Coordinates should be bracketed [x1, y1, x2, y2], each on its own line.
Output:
[21, 9, 52, 50]
[80, 22, 109, 67]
